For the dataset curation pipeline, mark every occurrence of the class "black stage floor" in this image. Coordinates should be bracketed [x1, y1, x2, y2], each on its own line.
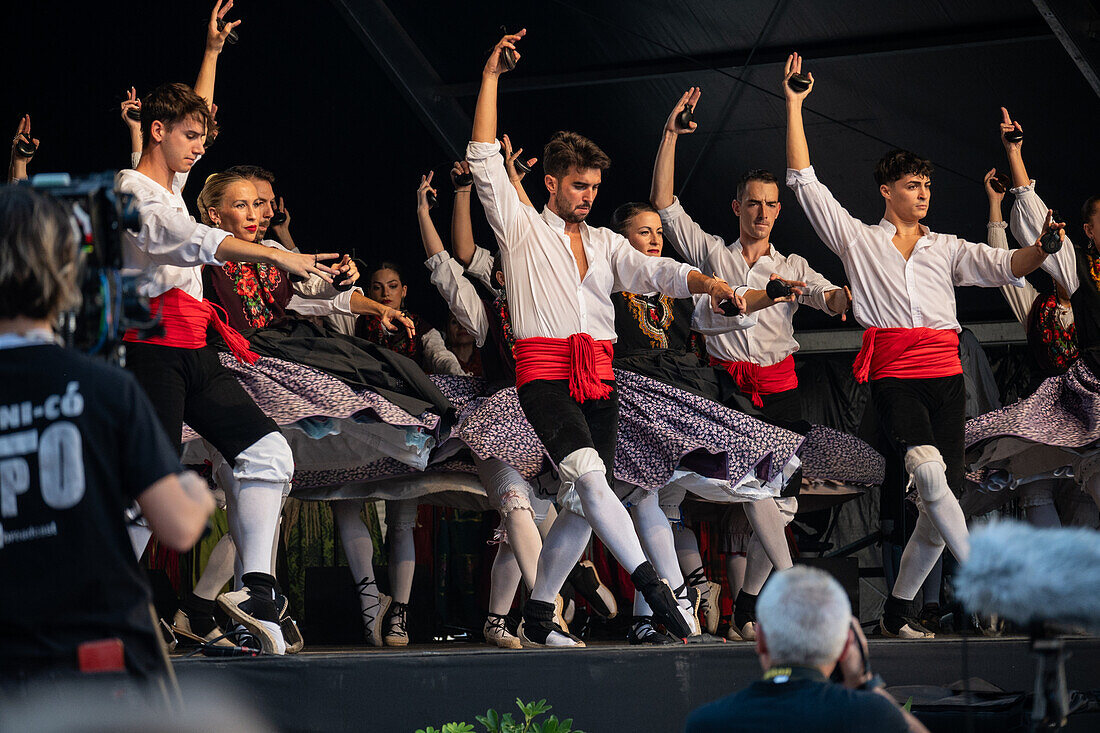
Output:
[172, 636, 1100, 732]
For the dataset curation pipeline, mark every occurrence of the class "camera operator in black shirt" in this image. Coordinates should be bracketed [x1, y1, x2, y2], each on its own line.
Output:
[0, 186, 214, 687]
[686, 566, 929, 733]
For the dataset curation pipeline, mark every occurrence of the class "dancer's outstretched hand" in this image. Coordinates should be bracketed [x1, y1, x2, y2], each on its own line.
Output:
[783, 53, 814, 102]
[664, 87, 701, 135]
[484, 28, 525, 78]
[999, 106, 1023, 153]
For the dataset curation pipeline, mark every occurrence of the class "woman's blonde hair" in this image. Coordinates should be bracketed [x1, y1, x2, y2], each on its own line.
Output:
[0, 187, 81, 320]
[196, 172, 250, 226]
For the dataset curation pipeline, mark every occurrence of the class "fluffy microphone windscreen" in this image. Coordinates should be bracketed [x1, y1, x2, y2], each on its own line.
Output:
[954, 521, 1100, 632]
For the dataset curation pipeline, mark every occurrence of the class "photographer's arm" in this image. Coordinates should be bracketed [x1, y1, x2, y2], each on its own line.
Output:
[839, 619, 930, 733]
[137, 472, 215, 551]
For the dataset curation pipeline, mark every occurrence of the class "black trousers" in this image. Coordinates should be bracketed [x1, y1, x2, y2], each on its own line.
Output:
[716, 370, 812, 436]
[126, 343, 278, 462]
[869, 375, 965, 497]
[516, 379, 618, 490]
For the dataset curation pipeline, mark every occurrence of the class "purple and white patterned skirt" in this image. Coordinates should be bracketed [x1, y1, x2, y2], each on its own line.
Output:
[966, 360, 1100, 488]
[455, 369, 805, 496]
[181, 354, 444, 473]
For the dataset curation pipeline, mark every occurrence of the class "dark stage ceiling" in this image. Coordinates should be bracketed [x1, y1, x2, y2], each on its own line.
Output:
[7, 0, 1099, 330]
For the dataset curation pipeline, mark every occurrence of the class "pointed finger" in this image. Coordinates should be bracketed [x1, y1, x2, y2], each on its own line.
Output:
[1001, 107, 1011, 125]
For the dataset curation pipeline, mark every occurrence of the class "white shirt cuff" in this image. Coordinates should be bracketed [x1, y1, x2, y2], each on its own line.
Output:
[466, 140, 505, 161]
[657, 196, 686, 221]
[1010, 179, 1037, 197]
[424, 251, 451, 271]
[785, 166, 818, 187]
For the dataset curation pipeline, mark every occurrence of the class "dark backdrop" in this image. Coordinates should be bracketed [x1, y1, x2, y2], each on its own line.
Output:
[6, 0, 1099, 332]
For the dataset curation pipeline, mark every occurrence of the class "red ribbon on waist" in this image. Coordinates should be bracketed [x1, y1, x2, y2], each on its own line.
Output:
[851, 327, 961, 383]
[709, 353, 798, 408]
[123, 288, 259, 364]
[513, 334, 614, 403]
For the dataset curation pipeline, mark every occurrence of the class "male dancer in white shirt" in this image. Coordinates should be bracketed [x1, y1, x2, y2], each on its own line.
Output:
[650, 89, 853, 639]
[468, 30, 750, 645]
[118, 1, 338, 654]
[783, 53, 1058, 637]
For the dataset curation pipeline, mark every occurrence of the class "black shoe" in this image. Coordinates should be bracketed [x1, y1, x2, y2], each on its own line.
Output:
[518, 599, 585, 648]
[632, 562, 693, 640]
[880, 596, 934, 639]
[732, 590, 758, 641]
[568, 560, 618, 619]
[274, 594, 304, 654]
[628, 617, 675, 645]
[217, 577, 286, 655]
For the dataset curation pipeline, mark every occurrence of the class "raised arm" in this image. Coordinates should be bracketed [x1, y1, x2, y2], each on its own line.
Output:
[450, 161, 478, 264]
[998, 109, 1079, 295]
[650, 87, 700, 210]
[8, 114, 37, 183]
[418, 172, 445, 258]
[784, 53, 813, 172]
[783, 55, 868, 258]
[502, 134, 537, 209]
[983, 168, 1035, 325]
[194, 0, 240, 110]
[472, 29, 524, 144]
[467, 30, 531, 253]
[121, 87, 143, 159]
[999, 107, 1029, 189]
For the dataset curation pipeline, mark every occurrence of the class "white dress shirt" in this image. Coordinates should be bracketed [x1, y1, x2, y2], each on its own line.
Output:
[467, 140, 698, 342]
[660, 197, 837, 365]
[786, 166, 1023, 331]
[1008, 180, 1079, 295]
[426, 250, 492, 347]
[987, 221, 1074, 330]
[118, 167, 229, 300]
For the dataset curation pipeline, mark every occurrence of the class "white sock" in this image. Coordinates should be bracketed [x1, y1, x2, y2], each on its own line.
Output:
[225, 479, 284, 581]
[385, 499, 419, 604]
[531, 508, 591, 604]
[633, 589, 653, 618]
[673, 524, 705, 586]
[630, 492, 686, 590]
[913, 462, 970, 563]
[741, 534, 774, 596]
[489, 541, 524, 615]
[128, 524, 152, 561]
[921, 557, 942, 608]
[891, 511, 946, 601]
[333, 499, 381, 627]
[538, 504, 557, 540]
[743, 499, 793, 571]
[388, 527, 416, 605]
[573, 470, 647, 573]
[193, 532, 236, 601]
[504, 509, 542, 591]
[726, 553, 746, 599]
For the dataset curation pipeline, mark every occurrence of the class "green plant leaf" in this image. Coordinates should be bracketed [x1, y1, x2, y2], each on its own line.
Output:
[903, 697, 913, 713]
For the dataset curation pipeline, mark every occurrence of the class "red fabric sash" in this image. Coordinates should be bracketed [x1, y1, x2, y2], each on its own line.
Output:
[709, 353, 798, 408]
[513, 334, 614, 403]
[123, 288, 259, 364]
[851, 327, 960, 383]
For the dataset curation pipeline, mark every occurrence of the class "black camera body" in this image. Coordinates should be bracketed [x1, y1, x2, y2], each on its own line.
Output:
[25, 172, 159, 358]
